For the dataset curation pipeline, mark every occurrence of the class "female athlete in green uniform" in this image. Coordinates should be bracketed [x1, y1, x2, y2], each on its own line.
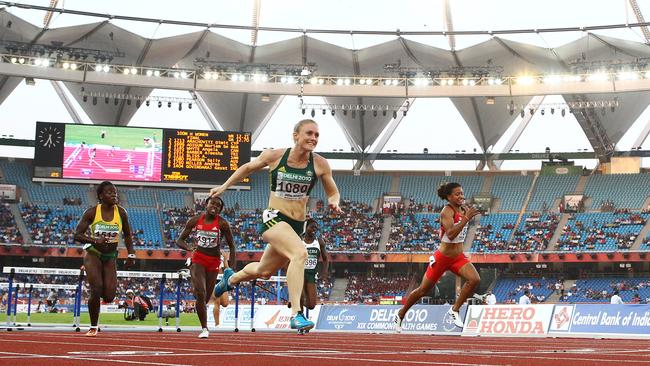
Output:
[211, 119, 341, 332]
[74, 181, 136, 337]
[301, 218, 329, 312]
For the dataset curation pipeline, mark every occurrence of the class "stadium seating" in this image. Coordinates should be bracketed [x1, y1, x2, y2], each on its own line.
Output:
[557, 213, 648, 251]
[0, 203, 22, 244]
[127, 207, 163, 248]
[527, 174, 580, 212]
[584, 173, 650, 209]
[311, 174, 392, 207]
[509, 213, 559, 252]
[560, 277, 650, 303]
[312, 199, 383, 252]
[492, 277, 556, 303]
[220, 172, 270, 210]
[20, 204, 84, 246]
[123, 188, 156, 207]
[400, 175, 483, 206]
[470, 213, 519, 252]
[387, 213, 440, 252]
[156, 189, 188, 208]
[491, 175, 533, 211]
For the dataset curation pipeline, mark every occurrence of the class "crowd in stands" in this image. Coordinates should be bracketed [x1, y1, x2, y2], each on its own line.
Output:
[386, 213, 440, 252]
[312, 199, 383, 251]
[0, 203, 22, 244]
[493, 277, 556, 304]
[20, 204, 78, 246]
[344, 273, 411, 303]
[560, 278, 650, 303]
[472, 219, 515, 252]
[509, 213, 558, 252]
[557, 213, 647, 251]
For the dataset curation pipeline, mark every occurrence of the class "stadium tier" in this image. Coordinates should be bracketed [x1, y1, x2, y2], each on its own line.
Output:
[584, 173, 650, 210]
[527, 174, 580, 212]
[560, 277, 650, 303]
[556, 213, 649, 251]
[0, 203, 22, 244]
[387, 213, 440, 252]
[491, 175, 533, 212]
[471, 213, 519, 252]
[399, 175, 483, 205]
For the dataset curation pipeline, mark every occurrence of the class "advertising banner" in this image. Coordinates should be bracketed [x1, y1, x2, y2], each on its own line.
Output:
[462, 305, 555, 336]
[316, 305, 465, 334]
[549, 304, 650, 336]
[253, 305, 321, 330]
[208, 304, 253, 330]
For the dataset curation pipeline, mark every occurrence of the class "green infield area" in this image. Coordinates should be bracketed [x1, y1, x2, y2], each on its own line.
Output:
[64, 125, 162, 150]
[12, 312, 201, 326]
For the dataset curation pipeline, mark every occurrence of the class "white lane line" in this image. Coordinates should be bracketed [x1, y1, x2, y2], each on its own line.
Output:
[0, 351, 189, 366]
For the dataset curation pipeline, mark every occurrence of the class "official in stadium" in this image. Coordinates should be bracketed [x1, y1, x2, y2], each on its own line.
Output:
[395, 182, 483, 332]
[176, 195, 235, 338]
[74, 181, 136, 337]
[211, 119, 341, 332]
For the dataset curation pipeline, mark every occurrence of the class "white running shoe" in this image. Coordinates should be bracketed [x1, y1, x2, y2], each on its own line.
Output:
[198, 328, 209, 339]
[393, 314, 403, 333]
[447, 308, 464, 328]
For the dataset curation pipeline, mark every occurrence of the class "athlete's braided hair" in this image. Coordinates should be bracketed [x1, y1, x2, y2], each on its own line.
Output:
[96, 181, 114, 199]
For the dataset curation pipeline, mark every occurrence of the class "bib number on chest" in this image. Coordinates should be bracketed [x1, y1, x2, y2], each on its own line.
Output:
[304, 257, 318, 270]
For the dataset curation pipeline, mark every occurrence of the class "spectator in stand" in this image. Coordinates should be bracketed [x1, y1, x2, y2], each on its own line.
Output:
[519, 290, 532, 305]
[610, 290, 624, 304]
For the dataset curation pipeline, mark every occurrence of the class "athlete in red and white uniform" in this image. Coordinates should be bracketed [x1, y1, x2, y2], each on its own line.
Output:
[394, 182, 482, 331]
[177, 196, 235, 338]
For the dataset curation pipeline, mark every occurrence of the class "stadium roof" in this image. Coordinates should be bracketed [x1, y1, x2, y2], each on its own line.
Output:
[1, 0, 650, 167]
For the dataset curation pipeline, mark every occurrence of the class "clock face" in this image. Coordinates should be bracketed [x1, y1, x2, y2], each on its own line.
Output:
[37, 125, 63, 148]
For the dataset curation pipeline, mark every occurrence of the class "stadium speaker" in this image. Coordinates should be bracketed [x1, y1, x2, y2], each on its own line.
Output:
[576, 253, 583, 260]
[590, 253, 597, 259]
[509, 254, 515, 260]
[558, 253, 565, 259]
[525, 253, 531, 260]
[380, 253, 386, 260]
[331, 253, 337, 259]
[640, 253, 646, 259]
[163, 250, 170, 257]
[22, 246, 29, 253]
[623, 253, 629, 259]
[147, 250, 153, 257]
[541, 253, 548, 259]
[607, 253, 613, 259]
[76, 248, 82, 255]
[248, 252, 254, 258]
[3, 245, 11, 253]
[364, 253, 371, 259]
[180, 251, 187, 257]
[347, 253, 354, 259]
[40, 247, 48, 254]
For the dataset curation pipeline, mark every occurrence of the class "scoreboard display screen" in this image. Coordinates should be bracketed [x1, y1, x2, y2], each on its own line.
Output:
[33, 122, 251, 187]
[162, 129, 251, 184]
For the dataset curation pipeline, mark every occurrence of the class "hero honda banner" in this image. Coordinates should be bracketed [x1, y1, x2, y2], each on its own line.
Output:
[316, 305, 465, 333]
[462, 304, 555, 336]
[549, 304, 650, 335]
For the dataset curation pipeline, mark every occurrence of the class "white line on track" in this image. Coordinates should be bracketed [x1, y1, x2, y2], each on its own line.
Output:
[0, 351, 189, 366]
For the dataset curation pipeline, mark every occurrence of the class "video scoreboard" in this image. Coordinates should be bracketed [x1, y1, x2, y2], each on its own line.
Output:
[33, 122, 251, 187]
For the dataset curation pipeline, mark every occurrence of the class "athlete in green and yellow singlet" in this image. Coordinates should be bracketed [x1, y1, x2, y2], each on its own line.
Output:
[210, 119, 341, 333]
[74, 181, 135, 337]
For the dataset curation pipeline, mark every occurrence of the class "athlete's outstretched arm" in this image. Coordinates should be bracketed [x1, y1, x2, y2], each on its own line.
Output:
[209, 149, 277, 197]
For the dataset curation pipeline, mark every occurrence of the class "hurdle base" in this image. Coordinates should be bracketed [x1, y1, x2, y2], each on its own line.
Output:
[176, 328, 181, 332]
[234, 328, 239, 332]
[158, 327, 163, 332]
[251, 328, 256, 332]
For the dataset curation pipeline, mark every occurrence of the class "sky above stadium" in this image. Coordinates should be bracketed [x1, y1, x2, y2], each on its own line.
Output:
[1, 0, 650, 169]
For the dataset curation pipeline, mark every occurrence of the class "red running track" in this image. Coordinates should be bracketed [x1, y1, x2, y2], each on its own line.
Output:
[0, 331, 648, 366]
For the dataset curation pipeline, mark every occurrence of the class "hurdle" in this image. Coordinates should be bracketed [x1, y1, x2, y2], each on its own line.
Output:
[228, 274, 287, 333]
[2, 266, 183, 332]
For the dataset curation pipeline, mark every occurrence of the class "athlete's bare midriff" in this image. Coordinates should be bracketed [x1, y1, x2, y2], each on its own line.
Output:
[438, 242, 464, 257]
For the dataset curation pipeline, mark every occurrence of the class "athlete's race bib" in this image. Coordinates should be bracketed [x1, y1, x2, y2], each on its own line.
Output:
[196, 230, 220, 248]
[93, 223, 120, 243]
[304, 257, 318, 270]
[274, 171, 313, 200]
